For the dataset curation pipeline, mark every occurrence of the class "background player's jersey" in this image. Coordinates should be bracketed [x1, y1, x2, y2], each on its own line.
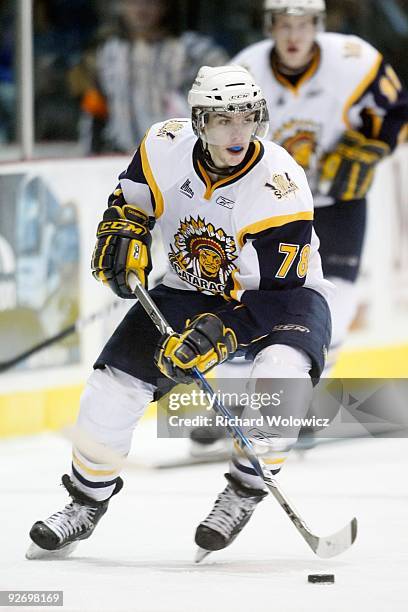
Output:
[112, 118, 332, 309]
[233, 32, 408, 206]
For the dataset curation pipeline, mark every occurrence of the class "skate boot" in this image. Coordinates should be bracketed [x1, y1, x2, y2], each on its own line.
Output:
[195, 473, 267, 562]
[26, 474, 123, 560]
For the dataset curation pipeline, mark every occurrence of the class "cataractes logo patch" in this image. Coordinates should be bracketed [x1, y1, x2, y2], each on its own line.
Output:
[265, 172, 299, 199]
[169, 216, 237, 294]
[156, 120, 188, 139]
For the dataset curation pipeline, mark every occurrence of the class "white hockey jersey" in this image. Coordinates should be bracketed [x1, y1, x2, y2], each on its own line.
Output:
[113, 118, 332, 308]
[233, 32, 407, 205]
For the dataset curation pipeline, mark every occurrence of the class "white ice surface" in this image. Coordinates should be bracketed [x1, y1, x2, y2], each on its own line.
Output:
[1, 423, 407, 612]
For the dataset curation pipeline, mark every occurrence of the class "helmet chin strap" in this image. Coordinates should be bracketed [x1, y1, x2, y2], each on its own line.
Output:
[199, 140, 253, 178]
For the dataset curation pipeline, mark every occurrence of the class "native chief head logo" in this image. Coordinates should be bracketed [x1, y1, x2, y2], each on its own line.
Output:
[273, 120, 321, 170]
[169, 216, 237, 294]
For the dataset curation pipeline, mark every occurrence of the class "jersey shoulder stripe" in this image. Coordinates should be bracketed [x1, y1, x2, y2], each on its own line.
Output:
[141, 118, 194, 219]
[237, 210, 313, 247]
[317, 33, 382, 95]
[342, 52, 383, 128]
[140, 131, 165, 219]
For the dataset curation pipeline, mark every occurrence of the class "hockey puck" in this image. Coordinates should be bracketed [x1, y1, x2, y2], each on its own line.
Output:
[308, 574, 335, 584]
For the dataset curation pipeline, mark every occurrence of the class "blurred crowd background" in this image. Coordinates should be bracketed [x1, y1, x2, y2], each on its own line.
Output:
[1, 0, 407, 154]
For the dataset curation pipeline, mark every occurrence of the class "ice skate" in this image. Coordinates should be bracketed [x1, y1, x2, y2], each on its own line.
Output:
[26, 474, 123, 560]
[194, 473, 267, 561]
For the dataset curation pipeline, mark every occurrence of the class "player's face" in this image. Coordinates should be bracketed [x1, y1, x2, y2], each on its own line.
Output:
[272, 15, 317, 69]
[204, 111, 257, 168]
[119, 0, 166, 34]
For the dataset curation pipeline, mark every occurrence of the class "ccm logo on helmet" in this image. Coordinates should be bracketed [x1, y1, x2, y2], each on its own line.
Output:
[230, 94, 250, 100]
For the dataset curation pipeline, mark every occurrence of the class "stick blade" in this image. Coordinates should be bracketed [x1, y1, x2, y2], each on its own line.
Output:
[312, 517, 358, 558]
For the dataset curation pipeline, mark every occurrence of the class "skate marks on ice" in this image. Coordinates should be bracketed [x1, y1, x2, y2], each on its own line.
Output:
[26, 552, 348, 579]
[26, 541, 79, 560]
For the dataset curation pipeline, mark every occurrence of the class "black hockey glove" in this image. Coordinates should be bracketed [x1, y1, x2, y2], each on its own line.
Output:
[91, 204, 152, 298]
[319, 130, 389, 201]
[155, 313, 238, 383]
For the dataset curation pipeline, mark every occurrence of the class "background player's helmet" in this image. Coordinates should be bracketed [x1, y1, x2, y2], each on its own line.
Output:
[188, 65, 269, 147]
[264, 0, 326, 31]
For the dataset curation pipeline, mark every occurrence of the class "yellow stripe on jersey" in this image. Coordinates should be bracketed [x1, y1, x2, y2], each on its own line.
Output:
[140, 131, 165, 219]
[230, 269, 243, 301]
[385, 64, 402, 92]
[365, 108, 383, 139]
[397, 123, 408, 145]
[72, 451, 118, 477]
[237, 211, 313, 248]
[198, 140, 262, 200]
[237, 334, 268, 347]
[342, 52, 383, 129]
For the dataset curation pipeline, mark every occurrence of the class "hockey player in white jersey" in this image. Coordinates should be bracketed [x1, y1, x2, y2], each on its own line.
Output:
[27, 65, 333, 559]
[234, 0, 408, 365]
[188, 0, 408, 457]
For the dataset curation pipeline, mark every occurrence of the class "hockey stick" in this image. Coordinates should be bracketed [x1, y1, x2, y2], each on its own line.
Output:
[128, 272, 357, 560]
[0, 301, 120, 373]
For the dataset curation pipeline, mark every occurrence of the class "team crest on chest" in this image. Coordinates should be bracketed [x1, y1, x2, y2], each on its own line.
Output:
[156, 120, 188, 139]
[168, 216, 237, 294]
[265, 172, 299, 199]
[272, 120, 321, 170]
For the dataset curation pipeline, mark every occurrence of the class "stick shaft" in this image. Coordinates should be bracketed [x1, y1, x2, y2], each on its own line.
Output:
[0, 301, 118, 373]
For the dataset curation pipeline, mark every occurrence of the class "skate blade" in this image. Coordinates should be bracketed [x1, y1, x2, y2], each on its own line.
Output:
[195, 547, 212, 563]
[25, 541, 78, 560]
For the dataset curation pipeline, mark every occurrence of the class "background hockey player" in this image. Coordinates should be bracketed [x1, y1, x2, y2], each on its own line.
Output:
[26, 65, 332, 560]
[189, 0, 408, 458]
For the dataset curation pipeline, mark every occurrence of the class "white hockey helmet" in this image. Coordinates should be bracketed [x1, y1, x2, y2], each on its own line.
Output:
[264, 0, 326, 30]
[188, 65, 269, 146]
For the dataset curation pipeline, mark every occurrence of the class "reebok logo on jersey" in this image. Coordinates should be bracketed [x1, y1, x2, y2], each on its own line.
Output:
[180, 179, 194, 199]
[306, 89, 323, 98]
[216, 196, 235, 210]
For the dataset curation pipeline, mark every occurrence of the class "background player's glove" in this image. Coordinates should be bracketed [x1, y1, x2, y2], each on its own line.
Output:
[319, 130, 389, 201]
[91, 204, 152, 298]
[155, 313, 238, 383]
